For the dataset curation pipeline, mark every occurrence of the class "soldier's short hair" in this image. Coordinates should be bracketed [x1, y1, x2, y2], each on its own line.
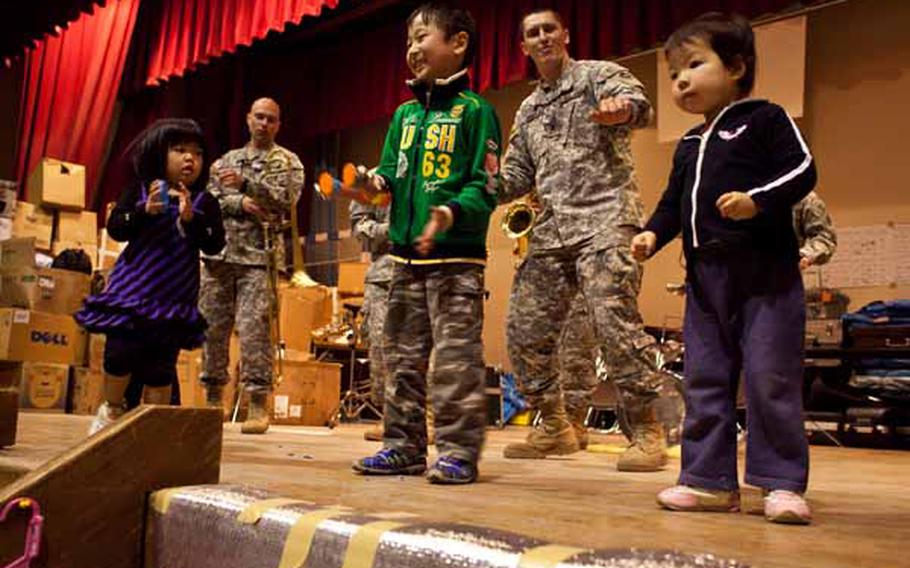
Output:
[519, 8, 565, 38]
[665, 12, 756, 95]
[407, 2, 477, 68]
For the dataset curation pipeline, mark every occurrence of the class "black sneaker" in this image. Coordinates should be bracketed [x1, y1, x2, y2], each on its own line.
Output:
[426, 455, 478, 484]
[352, 448, 427, 475]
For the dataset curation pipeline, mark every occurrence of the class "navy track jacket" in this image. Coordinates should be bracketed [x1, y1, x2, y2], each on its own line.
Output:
[644, 99, 817, 261]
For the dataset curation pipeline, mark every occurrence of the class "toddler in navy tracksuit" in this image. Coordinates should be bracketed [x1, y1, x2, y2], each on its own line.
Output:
[632, 13, 816, 524]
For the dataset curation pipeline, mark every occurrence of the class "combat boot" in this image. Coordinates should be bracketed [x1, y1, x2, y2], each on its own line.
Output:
[567, 406, 589, 450]
[503, 397, 580, 459]
[241, 392, 270, 434]
[617, 405, 667, 472]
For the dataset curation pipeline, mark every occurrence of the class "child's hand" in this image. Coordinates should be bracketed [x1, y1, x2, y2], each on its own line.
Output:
[591, 96, 633, 126]
[716, 192, 758, 220]
[352, 165, 386, 194]
[414, 207, 453, 257]
[174, 183, 193, 223]
[631, 231, 657, 261]
[145, 180, 166, 215]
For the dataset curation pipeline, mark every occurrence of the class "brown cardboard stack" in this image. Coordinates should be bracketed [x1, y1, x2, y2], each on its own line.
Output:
[0, 180, 16, 242]
[270, 359, 341, 426]
[0, 238, 91, 315]
[10, 202, 53, 250]
[0, 361, 70, 413]
[0, 232, 91, 425]
[53, 209, 99, 269]
[27, 157, 86, 210]
[278, 284, 333, 354]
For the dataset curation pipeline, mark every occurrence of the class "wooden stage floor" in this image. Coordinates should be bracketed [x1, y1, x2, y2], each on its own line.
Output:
[3, 413, 908, 568]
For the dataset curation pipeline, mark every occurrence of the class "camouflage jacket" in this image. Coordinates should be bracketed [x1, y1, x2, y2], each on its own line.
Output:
[202, 143, 304, 266]
[793, 190, 837, 265]
[500, 59, 651, 251]
[350, 201, 393, 284]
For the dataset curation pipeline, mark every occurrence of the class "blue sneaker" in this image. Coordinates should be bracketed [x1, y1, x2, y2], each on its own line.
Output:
[352, 448, 426, 475]
[426, 455, 477, 484]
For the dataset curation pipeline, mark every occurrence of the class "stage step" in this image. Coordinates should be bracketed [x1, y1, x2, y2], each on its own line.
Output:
[146, 484, 749, 568]
[0, 406, 222, 568]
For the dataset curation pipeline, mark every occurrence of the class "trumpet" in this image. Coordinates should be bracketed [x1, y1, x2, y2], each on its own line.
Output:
[501, 200, 537, 240]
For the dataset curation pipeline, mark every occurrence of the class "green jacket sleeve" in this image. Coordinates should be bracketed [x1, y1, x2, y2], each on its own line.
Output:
[375, 105, 404, 189]
[445, 102, 501, 232]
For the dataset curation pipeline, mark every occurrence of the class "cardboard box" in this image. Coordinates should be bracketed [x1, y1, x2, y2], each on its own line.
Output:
[87, 333, 105, 372]
[0, 309, 87, 365]
[55, 210, 98, 245]
[279, 285, 332, 354]
[11, 202, 53, 250]
[0, 361, 70, 412]
[98, 228, 126, 270]
[0, 265, 91, 314]
[0, 218, 11, 241]
[270, 359, 341, 426]
[0, 181, 16, 218]
[175, 349, 205, 408]
[51, 240, 98, 271]
[0, 237, 38, 268]
[338, 262, 369, 296]
[0, 363, 18, 446]
[27, 157, 86, 210]
[69, 366, 104, 415]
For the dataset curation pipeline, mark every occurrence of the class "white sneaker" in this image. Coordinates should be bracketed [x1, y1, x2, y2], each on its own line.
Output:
[88, 402, 125, 436]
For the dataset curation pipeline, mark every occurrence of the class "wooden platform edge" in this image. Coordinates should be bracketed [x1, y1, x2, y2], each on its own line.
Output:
[0, 405, 223, 568]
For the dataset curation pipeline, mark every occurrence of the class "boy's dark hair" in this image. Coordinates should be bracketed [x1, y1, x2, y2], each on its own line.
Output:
[407, 2, 477, 68]
[124, 118, 208, 191]
[665, 12, 756, 95]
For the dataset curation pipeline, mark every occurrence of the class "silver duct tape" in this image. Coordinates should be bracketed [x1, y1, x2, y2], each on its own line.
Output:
[146, 485, 748, 568]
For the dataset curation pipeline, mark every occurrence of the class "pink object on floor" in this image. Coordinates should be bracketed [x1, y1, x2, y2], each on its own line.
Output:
[0, 497, 44, 568]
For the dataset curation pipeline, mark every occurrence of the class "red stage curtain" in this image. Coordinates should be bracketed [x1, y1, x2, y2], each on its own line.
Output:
[14, 0, 140, 203]
[97, 0, 823, 209]
[145, 0, 340, 86]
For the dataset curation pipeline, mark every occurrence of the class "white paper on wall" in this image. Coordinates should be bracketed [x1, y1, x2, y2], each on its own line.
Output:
[817, 223, 910, 288]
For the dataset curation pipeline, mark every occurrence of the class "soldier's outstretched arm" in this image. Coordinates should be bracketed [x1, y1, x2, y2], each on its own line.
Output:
[592, 61, 652, 129]
[499, 116, 535, 205]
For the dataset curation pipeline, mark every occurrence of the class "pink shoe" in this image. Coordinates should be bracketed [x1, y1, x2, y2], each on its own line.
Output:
[657, 485, 740, 512]
[764, 490, 811, 525]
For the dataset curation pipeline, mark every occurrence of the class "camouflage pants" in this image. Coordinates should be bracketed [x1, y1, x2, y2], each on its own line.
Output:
[383, 262, 486, 463]
[507, 237, 662, 417]
[361, 279, 391, 407]
[199, 260, 274, 394]
[558, 294, 599, 417]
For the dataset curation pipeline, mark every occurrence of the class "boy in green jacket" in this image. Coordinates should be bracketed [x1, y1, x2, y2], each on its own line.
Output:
[352, 1, 500, 484]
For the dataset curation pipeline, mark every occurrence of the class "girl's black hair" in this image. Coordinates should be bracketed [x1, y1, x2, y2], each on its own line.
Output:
[124, 118, 208, 192]
[665, 12, 757, 95]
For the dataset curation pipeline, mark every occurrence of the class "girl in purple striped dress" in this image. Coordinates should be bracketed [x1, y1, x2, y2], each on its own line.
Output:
[77, 119, 225, 434]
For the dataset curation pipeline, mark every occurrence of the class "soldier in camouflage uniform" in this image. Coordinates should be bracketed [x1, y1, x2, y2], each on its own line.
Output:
[793, 191, 837, 269]
[350, 201, 393, 441]
[199, 97, 305, 434]
[556, 294, 599, 449]
[500, 9, 667, 471]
